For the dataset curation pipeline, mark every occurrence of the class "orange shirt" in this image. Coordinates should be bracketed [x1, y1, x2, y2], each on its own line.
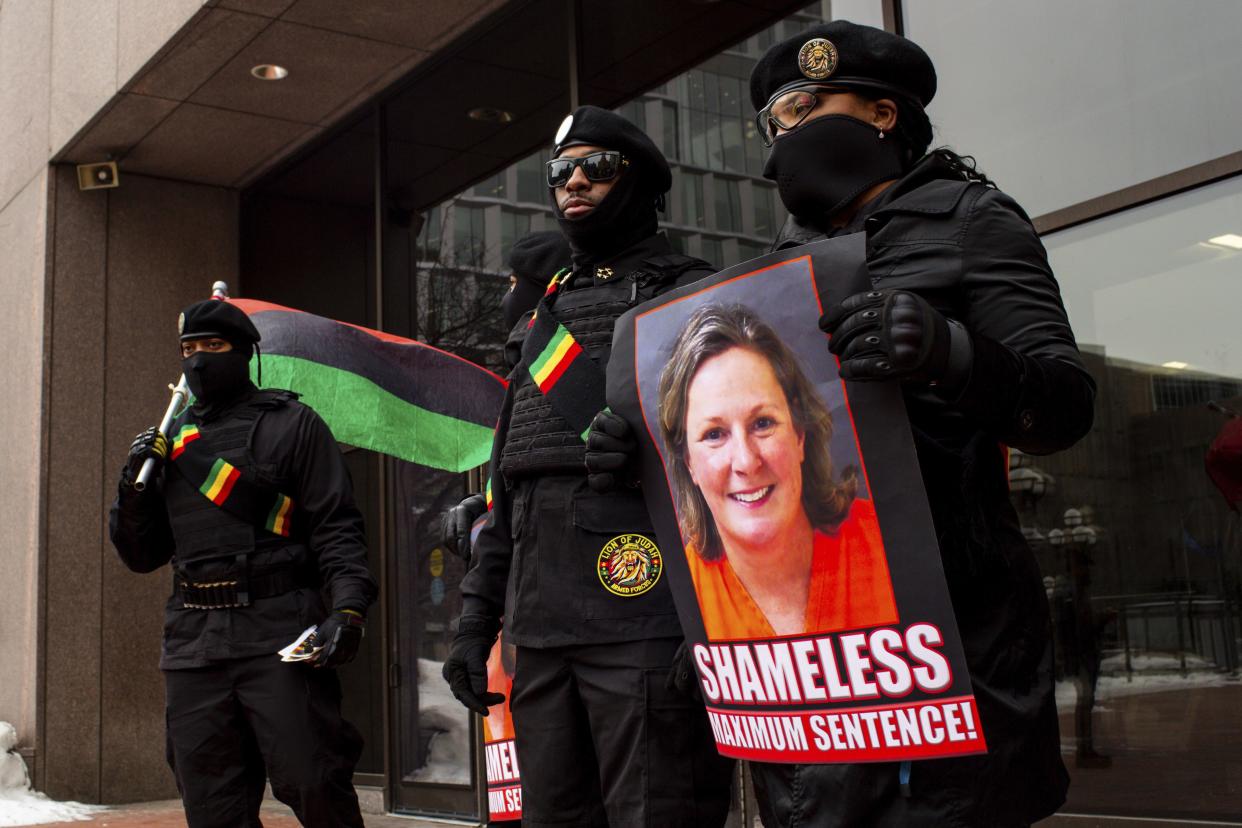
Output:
[686, 498, 898, 641]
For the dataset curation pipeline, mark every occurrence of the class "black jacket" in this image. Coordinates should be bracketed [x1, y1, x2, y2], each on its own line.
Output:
[461, 234, 713, 647]
[110, 387, 377, 670]
[753, 153, 1094, 827]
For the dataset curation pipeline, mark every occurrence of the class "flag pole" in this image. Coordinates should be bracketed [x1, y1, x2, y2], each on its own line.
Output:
[133, 281, 229, 491]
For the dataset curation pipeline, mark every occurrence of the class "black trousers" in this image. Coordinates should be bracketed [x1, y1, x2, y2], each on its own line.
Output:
[164, 655, 364, 828]
[510, 637, 733, 828]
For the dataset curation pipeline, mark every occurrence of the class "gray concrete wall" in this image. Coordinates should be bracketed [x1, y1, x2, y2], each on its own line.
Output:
[41, 167, 238, 802]
[0, 0, 205, 771]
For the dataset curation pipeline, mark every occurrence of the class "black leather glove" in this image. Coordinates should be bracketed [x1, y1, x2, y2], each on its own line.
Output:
[665, 640, 701, 702]
[442, 614, 505, 715]
[585, 409, 638, 493]
[439, 493, 487, 565]
[310, 609, 365, 668]
[123, 426, 168, 485]
[821, 289, 970, 386]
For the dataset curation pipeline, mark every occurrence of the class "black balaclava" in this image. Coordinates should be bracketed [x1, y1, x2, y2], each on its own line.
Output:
[553, 162, 657, 268]
[184, 347, 253, 406]
[762, 114, 905, 223]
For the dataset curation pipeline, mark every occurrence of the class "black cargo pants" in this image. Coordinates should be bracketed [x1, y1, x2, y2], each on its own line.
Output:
[510, 636, 734, 828]
[164, 654, 364, 828]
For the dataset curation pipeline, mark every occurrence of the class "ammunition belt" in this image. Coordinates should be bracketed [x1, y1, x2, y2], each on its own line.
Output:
[176, 566, 316, 610]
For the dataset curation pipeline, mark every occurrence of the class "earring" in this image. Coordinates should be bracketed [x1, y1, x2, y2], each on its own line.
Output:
[878, 129, 886, 140]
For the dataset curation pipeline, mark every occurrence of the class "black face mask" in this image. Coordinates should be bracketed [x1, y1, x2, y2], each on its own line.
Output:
[552, 168, 658, 266]
[183, 350, 253, 405]
[502, 278, 545, 330]
[762, 115, 905, 222]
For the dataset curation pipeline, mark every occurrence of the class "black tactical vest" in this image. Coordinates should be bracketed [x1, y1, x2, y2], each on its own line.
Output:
[164, 390, 303, 570]
[500, 252, 711, 478]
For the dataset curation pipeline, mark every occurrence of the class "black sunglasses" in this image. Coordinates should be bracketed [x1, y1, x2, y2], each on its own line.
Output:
[546, 151, 628, 187]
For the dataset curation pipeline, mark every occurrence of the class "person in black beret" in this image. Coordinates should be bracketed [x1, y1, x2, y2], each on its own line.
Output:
[747, 19, 1096, 828]
[110, 296, 377, 828]
[444, 106, 734, 826]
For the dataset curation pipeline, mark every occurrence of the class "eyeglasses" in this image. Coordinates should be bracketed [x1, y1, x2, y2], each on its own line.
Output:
[755, 86, 845, 146]
[546, 151, 628, 188]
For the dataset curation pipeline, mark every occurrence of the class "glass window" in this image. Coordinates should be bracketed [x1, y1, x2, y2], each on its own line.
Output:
[515, 150, 548, 204]
[500, 210, 532, 262]
[718, 75, 743, 118]
[703, 72, 719, 114]
[714, 177, 742, 233]
[721, 117, 745, 174]
[419, 205, 443, 262]
[681, 171, 706, 227]
[904, 1, 1242, 217]
[473, 171, 506, 200]
[752, 184, 777, 240]
[706, 113, 724, 170]
[688, 109, 708, 168]
[662, 102, 679, 161]
[452, 203, 487, 268]
[700, 235, 724, 266]
[1021, 176, 1242, 820]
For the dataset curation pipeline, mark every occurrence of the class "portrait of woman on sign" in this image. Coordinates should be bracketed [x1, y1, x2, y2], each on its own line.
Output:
[658, 303, 897, 640]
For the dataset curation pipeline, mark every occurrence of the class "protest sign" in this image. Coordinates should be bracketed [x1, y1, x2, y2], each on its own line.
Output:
[471, 515, 522, 821]
[607, 234, 986, 763]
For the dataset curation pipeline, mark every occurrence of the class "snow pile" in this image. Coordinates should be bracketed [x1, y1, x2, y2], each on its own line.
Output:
[408, 659, 471, 786]
[0, 722, 105, 826]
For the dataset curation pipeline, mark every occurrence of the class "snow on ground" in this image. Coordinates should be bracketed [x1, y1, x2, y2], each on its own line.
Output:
[407, 659, 471, 786]
[1055, 668, 1237, 709]
[0, 722, 105, 827]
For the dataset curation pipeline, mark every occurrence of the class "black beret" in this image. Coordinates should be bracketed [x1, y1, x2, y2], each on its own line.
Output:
[552, 105, 672, 196]
[179, 299, 261, 345]
[507, 230, 572, 288]
[749, 20, 936, 112]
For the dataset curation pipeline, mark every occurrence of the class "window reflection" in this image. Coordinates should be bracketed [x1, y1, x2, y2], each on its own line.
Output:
[1019, 176, 1242, 819]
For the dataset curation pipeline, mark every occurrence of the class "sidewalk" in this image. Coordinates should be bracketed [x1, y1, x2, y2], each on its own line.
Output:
[35, 799, 460, 828]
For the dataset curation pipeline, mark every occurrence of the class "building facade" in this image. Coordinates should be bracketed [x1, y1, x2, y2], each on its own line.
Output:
[1, 0, 1239, 823]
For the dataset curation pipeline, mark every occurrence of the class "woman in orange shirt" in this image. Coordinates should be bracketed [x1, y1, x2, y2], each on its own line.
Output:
[658, 303, 897, 640]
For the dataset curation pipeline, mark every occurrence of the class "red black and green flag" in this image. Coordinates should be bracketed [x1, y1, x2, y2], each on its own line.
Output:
[230, 299, 506, 473]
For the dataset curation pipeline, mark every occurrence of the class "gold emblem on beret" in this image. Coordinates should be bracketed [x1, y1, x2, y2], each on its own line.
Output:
[798, 37, 838, 80]
[595, 266, 614, 281]
[177, 312, 185, 335]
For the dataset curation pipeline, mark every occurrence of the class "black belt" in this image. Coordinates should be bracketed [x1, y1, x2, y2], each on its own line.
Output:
[176, 566, 316, 610]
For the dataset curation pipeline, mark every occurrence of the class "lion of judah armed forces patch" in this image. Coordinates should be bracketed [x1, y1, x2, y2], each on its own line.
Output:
[597, 533, 663, 597]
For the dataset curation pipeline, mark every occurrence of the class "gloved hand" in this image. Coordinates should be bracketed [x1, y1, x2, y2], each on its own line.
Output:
[585, 409, 638, 493]
[310, 609, 365, 668]
[821, 289, 967, 384]
[665, 640, 701, 702]
[124, 426, 168, 485]
[439, 493, 488, 565]
[442, 614, 505, 715]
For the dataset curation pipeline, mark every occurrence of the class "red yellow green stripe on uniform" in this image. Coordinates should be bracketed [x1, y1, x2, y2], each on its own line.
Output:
[265, 494, 294, 537]
[529, 324, 583, 394]
[200, 458, 242, 505]
[170, 424, 296, 538]
[171, 425, 201, 459]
